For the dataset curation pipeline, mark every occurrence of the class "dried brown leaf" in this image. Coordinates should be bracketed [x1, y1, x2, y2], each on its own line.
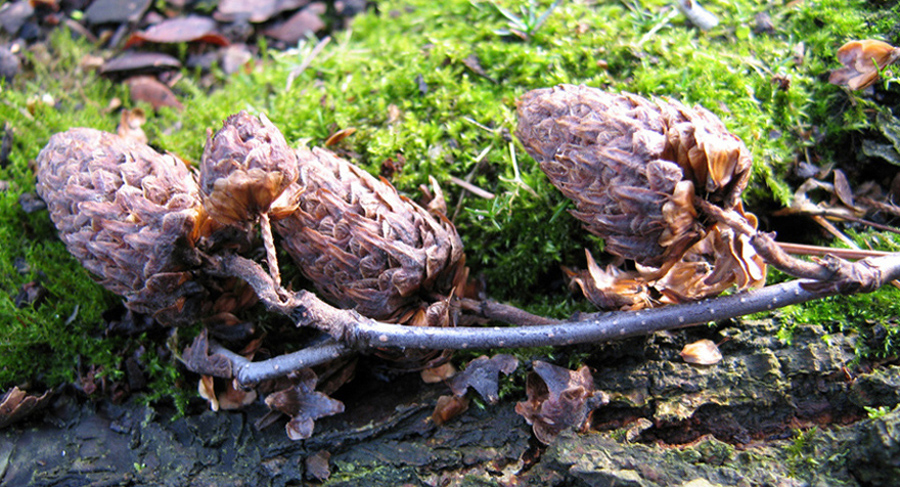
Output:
[514, 361, 608, 444]
[420, 361, 457, 383]
[0, 387, 52, 430]
[447, 354, 518, 403]
[198, 375, 219, 411]
[833, 169, 856, 209]
[265, 369, 345, 441]
[262, 7, 325, 44]
[215, 0, 309, 23]
[126, 75, 183, 111]
[125, 16, 229, 48]
[218, 379, 258, 410]
[101, 52, 181, 75]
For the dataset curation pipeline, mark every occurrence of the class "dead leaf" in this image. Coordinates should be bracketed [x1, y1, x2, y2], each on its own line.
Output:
[305, 450, 332, 481]
[262, 6, 325, 44]
[324, 127, 357, 146]
[182, 329, 233, 378]
[83, 0, 151, 25]
[0, 386, 53, 429]
[215, 0, 309, 23]
[833, 169, 856, 209]
[514, 361, 608, 444]
[125, 16, 229, 48]
[829, 39, 900, 90]
[447, 354, 519, 404]
[462, 53, 496, 83]
[126, 75, 184, 111]
[116, 108, 148, 145]
[265, 369, 345, 440]
[101, 52, 182, 76]
[431, 394, 469, 426]
[680, 339, 723, 365]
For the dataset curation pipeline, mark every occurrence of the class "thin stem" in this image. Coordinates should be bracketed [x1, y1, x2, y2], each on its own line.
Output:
[259, 212, 281, 287]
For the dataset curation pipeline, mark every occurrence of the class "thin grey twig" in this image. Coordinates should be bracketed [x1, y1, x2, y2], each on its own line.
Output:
[210, 339, 353, 386]
[205, 244, 900, 382]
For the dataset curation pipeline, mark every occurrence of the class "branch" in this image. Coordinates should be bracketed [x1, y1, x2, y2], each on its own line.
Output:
[344, 255, 900, 350]
[208, 248, 900, 359]
[209, 338, 353, 386]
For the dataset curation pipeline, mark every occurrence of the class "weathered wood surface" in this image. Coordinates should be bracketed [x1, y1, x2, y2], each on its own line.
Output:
[3, 319, 900, 486]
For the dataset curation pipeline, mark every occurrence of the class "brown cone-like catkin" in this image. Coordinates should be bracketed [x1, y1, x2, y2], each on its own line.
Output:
[199, 111, 299, 226]
[516, 84, 763, 309]
[275, 147, 467, 324]
[35, 128, 208, 325]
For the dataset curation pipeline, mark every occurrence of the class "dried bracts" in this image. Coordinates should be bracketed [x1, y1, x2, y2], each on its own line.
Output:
[35, 129, 208, 325]
[516, 84, 764, 309]
[275, 147, 467, 326]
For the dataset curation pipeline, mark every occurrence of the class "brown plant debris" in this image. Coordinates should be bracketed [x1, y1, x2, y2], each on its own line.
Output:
[264, 368, 345, 441]
[447, 353, 519, 404]
[125, 75, 184, 111]
[182, 329, 234, 378]
[829, 39, 900, 91]
[431, 394, 470, 426]
[275, 146, 467, 323]
[516, 84, 765, 309]
[515, 361, 608, 444]
[34, 128, 208, 325]
[0, 387, 53, 430]
[305, 450, 332, 482]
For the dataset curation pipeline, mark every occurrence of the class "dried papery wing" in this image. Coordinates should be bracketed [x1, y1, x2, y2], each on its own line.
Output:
[829, 39, 900, 90]
[35, 128, 207, 325]
[275, 147, 466, 321]
[265, 369, 345, 441]
[182, 329, 233, 378]
[514, 361, 608, 444]
[200, 111, 299, 225]
[567, 250, 653, 311]
[0, 387, 53, 429]
[680, 339, 723, 365]
[447, 354, 519, 404]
